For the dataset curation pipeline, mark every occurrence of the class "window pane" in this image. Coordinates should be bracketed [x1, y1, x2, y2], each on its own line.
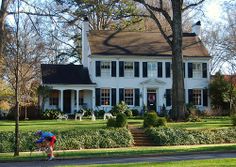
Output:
[124, 62, 133, 77]
[193, 63, 202, 78]
[193, 89, 201, 105]
[148, 62, 157, 77]
[124, 89, 133, 105]
[101, 61, 110, 76]
[101, 89, 110, 105]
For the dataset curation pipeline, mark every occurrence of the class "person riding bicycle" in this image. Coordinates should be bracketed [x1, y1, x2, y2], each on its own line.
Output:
[35, 130, 56, 161]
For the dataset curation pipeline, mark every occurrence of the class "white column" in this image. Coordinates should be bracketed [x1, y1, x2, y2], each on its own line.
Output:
[60, 90, 64, 112]
[76, 90, 79, 112]
[92, 88, 96, 110]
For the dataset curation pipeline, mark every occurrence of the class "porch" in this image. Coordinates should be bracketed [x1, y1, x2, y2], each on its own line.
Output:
[44, 88, 95, 114]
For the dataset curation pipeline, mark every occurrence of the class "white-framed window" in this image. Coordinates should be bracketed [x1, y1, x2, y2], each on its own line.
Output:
[192, 89, 201, 105]
[193, 63, 201, 78]
[49, 90, 59, 106]
[101, 88, 110, 105]
[124, 62, 134, 77]
[101, 61, 110, 77]
[124, 89, 134, 105]
[148, 62, 157, 77]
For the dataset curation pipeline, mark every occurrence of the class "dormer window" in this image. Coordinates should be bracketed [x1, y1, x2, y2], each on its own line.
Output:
[101, 61, 110, 77]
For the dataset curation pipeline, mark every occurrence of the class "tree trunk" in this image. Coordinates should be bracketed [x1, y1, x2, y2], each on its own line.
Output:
[14, 0, 20, 156]
[171, 0, 185, 121]
[0, 0, 9, 75]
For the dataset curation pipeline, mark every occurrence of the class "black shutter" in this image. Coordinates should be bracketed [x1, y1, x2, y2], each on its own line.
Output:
[158, 62, 163, 78]
[95, 61, 101, 77]
[111, 88, 116, 106]
[119, 61, 124, 77]
[143, 62, 147, 77]
[95, 88, 100, 106]
[165, 62, 171, 78]
[135, 88, 140, 106]
[166, 89, 171, 106]
[183, 62, 185, 78]
[188, 89, 193, 104]
[111, 61, 116, 77]
[134, 62, 139, 77]
[188, 63, 193, 78]
[119, 88, 124, 102]
[202, 63, 207, 78]
[203, 89, 208, 106]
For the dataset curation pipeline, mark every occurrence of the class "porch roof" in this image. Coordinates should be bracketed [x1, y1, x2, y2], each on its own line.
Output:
[41, 64, 95, 85]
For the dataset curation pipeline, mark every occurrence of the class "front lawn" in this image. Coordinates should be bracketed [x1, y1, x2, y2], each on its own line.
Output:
[0, 119, 107, 132]
[0, 116, 233, 132]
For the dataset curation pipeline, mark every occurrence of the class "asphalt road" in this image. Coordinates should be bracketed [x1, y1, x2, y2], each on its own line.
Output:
[1, 152, 236, 167]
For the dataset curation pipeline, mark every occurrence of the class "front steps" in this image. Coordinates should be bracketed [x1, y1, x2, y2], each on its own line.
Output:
[129, 126, 156, 146]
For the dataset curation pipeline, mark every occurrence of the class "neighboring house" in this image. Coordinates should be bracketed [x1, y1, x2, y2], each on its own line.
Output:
[41, 19, 211, 114]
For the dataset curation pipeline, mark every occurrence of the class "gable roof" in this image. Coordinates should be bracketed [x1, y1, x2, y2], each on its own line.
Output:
[41, 64, 94, 85]
[88, 30, 210, 57]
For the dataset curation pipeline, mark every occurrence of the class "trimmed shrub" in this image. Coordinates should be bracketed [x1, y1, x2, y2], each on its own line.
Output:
[116, 113, 127, 127]
[143, 112, 167, 128]
[0, 128, 133, 153]
[145, 127, 236, 146]
[131, 109, 139, 116]
[124, 110, 132, 117]
[143, 112, 158, 128]
[110, 101, 132, 116]
[107, 118, 116, 127]
[231, 115, 236, 126]
[156, 117, 167, 127]
[107, 113, 127, 128]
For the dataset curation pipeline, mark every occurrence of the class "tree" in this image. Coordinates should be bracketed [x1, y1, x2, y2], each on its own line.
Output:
[0, 0, 12, 76]
[202, 1, 236, 74]
[209, 72, 236, 114]
[133, 0, 205, 121]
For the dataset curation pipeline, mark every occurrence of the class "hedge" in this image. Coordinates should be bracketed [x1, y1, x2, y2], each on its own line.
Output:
[145, 127, 236, 146]
[0, 128, 133, 153]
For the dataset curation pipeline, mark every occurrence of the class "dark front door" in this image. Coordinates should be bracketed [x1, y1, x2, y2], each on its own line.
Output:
[147, 89, 157, 112]
[63, 90, 71, 113]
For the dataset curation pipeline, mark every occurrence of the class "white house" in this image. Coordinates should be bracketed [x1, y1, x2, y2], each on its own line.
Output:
[41, 19, 211, 114]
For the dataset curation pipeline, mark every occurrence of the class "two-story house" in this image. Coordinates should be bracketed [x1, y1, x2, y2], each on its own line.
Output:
[41, 19, 211, 114]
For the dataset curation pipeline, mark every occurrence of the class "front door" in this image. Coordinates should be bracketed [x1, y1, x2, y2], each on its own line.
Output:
[147, 89, 157, 112]
[63, 90, 71, 113]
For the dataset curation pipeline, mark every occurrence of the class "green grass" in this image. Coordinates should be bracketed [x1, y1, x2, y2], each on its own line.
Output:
[0, 117, 233, 132]
[0, 119, 107, 132]
[168, 117, 233, 130]
[1, 144, 236, 162]
[128, 117, 233, 130]
[59, 158, 236, 167]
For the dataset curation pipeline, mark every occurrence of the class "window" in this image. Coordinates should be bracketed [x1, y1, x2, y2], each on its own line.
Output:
[124, 89, 134, 105]
[49, 90, 59, 106]
[101, 89, 110, 105]
[192, 89, 201, 105]
[124, 62, 134, 77]
[148, 62, 157, 77]
[193, 63, 201, 78]
[101, 61, 110, 77]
